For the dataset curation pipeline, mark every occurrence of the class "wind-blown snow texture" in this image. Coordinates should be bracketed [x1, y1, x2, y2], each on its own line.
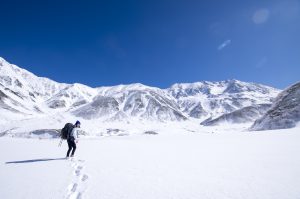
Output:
[0, 57, 282, 132]
[251, 82, 300, 130]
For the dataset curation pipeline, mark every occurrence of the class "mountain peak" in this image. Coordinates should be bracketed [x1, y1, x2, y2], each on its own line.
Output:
[0, 57, 11, 69]
[0, 56, 6, 63]
[0, 56, 282, 125]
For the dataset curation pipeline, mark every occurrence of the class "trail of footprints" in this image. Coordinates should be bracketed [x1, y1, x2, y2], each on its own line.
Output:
[66, 159, 89, 199]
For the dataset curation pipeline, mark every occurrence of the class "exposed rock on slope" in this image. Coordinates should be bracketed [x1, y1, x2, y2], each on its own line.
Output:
[250, 82, 300, 130]
[201, 104, 272, 126]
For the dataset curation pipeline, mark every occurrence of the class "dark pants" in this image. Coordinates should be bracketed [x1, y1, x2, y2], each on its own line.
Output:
[66, 139, 76, 157]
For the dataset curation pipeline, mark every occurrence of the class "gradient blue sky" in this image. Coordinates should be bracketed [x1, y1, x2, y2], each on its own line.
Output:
[0, 0, 299, 89]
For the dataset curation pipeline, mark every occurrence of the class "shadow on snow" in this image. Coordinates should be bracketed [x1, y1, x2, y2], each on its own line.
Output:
[5, 158, 66, 164]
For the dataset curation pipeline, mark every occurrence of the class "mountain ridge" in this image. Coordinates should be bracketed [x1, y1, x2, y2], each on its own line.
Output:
[0, 56, 281, 125]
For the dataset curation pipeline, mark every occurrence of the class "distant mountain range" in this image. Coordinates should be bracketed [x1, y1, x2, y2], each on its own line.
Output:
[2, 56, 298, 132]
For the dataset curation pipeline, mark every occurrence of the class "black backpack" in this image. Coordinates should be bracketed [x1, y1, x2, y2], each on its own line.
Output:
[60, 123, 74, 140]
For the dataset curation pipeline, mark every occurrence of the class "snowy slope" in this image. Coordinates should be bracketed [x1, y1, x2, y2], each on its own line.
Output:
[0, 57, 67, 116]
[0, 57, 67, 102]
[46, 83, 98, 110]
[251, 82, 300, 130]
[201, 103, 272, 126]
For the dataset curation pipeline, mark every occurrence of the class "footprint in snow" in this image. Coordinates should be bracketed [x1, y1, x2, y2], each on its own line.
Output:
[75, 166, 83, 176]
[66, 159, 88, 199]
[70, 183, 78, 192]
[81, 174, 89, 182]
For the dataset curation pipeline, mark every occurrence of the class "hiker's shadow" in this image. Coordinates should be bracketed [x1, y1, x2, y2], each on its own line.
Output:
[5, 158, 66, 164]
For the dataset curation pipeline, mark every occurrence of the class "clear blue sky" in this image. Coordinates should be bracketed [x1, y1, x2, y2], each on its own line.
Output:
[0, 0, 299, 89]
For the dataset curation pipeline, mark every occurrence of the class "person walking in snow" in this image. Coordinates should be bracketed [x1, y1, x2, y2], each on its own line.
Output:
[66, 120, 81, 158]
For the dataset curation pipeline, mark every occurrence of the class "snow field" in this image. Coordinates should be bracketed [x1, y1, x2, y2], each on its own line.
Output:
[1, 127, 300, 199]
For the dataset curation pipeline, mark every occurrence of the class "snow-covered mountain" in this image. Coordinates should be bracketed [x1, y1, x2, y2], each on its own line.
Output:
[0, 57, 68, 123]
[167, 80, 280, 122]
[0, 57, 281, 127]
[200, 104, 272, 126]
[74, 84, 186, 121]
[250, 82, 300, 131]
[46, 83, 97, 110]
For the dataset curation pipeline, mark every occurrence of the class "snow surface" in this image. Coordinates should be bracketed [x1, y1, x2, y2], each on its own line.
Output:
[1, 126, 300, 199]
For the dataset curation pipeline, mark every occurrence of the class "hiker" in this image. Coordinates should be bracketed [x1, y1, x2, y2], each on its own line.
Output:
[66, 120, 81, 158]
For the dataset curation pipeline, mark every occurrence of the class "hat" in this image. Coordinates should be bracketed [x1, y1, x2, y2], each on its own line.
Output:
[75, 120, 81, 126]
